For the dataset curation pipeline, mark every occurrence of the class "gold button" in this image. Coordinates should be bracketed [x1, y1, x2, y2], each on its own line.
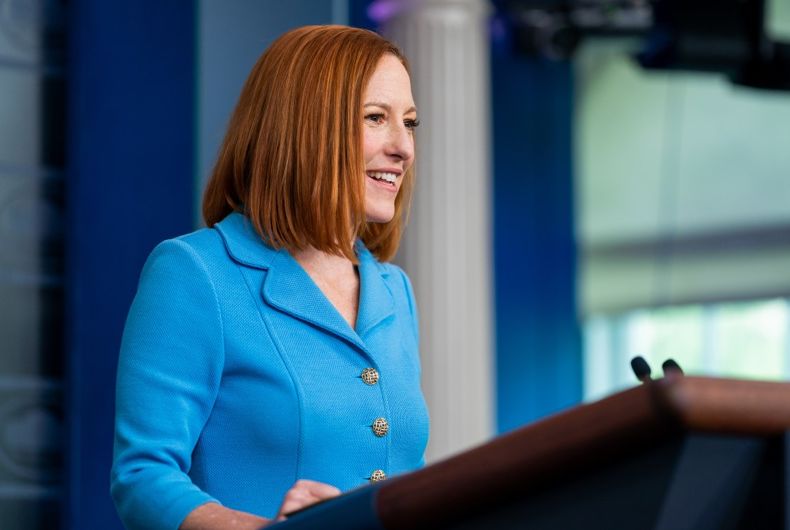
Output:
[371, 417, 389, 437]
[369, 469, 387, 482]
[361, 368, 379, 385]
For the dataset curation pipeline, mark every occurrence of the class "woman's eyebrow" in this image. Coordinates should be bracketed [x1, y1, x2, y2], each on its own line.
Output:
[364, 101, 418, 114]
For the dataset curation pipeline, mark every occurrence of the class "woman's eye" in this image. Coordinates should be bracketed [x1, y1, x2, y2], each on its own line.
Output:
[405, 118, 420, 130]
[365, 113, 385, 124]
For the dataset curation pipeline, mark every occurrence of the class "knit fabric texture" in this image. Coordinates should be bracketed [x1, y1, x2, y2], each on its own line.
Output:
[111, 212, 429, 530]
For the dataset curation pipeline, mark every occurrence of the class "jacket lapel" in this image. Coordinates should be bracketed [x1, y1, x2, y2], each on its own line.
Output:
[354, 242, 395, 339]
[262, 250, 364, 350]
[215, 213, 395, 354]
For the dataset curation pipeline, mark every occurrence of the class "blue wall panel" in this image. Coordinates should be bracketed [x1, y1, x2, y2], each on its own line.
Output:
[66, 2, 196, 528]
[492, 50, 583, 432]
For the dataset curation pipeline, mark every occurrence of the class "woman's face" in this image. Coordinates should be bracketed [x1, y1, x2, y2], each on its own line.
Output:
[362, 54, 418, 223]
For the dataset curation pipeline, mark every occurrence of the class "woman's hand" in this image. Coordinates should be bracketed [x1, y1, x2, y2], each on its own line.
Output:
[275, 479, 341, 521]
[179, 480, 340, 529]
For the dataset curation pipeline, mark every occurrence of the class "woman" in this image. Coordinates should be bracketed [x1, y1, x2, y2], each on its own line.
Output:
[111, 25, 429, 530]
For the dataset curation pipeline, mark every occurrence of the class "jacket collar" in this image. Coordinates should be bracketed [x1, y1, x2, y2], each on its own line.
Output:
[214, 213, 395, 352]
[214, 212, 280, 270]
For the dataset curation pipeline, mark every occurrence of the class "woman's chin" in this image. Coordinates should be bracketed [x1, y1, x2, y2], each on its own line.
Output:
[365, 207, 395, 224]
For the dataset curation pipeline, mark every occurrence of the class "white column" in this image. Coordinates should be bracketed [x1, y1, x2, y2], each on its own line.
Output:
[376, 0, 495, 461]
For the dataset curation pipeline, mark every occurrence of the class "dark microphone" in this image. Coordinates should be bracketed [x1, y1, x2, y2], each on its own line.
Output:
[630, 356, 652, 383]
[662, 358, 684, 376]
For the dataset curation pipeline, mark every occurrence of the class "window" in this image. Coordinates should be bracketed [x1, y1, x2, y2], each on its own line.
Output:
[584, 299, 790, 401]
[574, 28, 790, 402]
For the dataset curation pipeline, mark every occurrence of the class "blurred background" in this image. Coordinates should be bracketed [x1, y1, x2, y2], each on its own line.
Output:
[0, 0, 788, 527]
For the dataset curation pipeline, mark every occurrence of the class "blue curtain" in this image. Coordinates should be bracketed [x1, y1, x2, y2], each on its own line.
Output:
[492, 47, 583, 432]
[66, 2, 196, 527]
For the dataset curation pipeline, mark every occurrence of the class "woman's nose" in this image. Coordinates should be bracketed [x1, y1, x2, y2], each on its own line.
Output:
[385, 124, 414, 162]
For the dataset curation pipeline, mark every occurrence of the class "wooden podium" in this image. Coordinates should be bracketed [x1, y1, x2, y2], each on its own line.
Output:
[274, 377, 790, 529]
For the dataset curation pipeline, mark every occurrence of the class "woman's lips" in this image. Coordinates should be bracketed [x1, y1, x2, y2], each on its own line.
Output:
[367, 174, 397, 192]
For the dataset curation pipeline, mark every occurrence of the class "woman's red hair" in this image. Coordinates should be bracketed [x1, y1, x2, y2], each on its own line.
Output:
[202, 25, 414, 262]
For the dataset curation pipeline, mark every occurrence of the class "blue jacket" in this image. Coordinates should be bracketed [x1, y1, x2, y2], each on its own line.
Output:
[111, 213, 429, 530]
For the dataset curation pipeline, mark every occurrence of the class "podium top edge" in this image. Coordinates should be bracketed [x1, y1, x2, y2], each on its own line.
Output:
[375, 376, 790, 527]
[653, 375, 790, 435]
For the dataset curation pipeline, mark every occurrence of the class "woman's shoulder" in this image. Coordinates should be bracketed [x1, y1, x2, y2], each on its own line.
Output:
[146, 212, 257, 270]
[146, 226, 227, 270]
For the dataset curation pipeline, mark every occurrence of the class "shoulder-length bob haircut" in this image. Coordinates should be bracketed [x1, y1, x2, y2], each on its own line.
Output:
[202, 25, 414, 263]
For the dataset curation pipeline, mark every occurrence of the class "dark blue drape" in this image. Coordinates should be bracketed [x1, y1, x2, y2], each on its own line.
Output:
[492, 49, 583, 432]
[66, 2, 196, 528]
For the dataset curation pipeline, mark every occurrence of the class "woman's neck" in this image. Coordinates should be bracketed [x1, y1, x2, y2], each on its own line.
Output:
[293, 247, 356, 279]
[293, 246, 360, 329]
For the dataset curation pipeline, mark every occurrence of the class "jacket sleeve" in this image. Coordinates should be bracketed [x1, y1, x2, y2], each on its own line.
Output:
[111, 239, 225, 530]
